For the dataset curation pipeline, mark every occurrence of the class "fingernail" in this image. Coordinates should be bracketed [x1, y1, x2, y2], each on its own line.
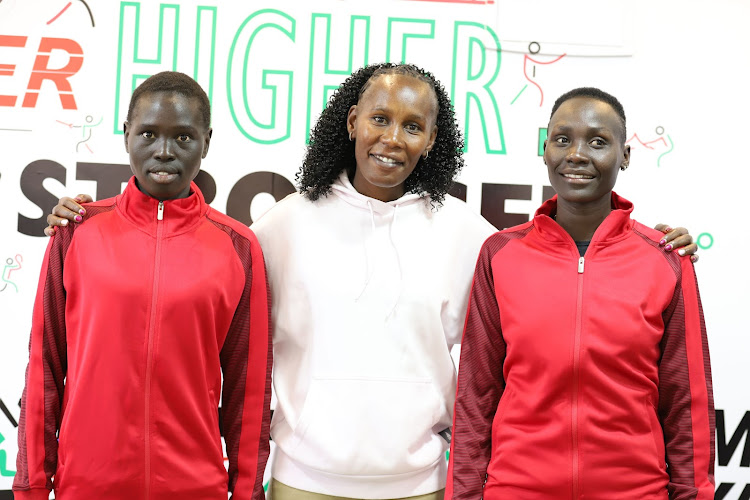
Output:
[664, 244, 673, 251]
[74, 197, 82, 202]
[691, 256, 697, 263]
[79, 208, 86, 215]
[61, 219, 68, 226]
[678, 249, 685, 256]
[74, 215, 82, 222]
[665, 227, 673, 232]
[659, 239, 666, 246]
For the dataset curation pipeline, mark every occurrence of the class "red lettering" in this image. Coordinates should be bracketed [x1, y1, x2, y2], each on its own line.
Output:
[22, 37, 83, 110]
[0, 35, 28, 107]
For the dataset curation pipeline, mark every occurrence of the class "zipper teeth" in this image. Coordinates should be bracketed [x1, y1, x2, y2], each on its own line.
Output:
[145, 206, 164, 499]
[572, 257, 584, 498]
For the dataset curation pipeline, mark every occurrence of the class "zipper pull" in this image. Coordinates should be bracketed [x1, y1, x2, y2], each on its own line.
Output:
[578, 256, 585, 274]
[157, 201, 164, 221]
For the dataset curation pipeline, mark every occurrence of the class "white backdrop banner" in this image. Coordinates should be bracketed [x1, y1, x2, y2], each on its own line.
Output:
[0, 0, 748, 498]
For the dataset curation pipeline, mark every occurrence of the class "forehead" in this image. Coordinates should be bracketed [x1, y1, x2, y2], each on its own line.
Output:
[360, 74, 438, 117]
[550, 97, 622, 133]
[130, 92, 203, 126]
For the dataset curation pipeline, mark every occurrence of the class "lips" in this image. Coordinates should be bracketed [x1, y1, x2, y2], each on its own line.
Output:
[148, 166, 180, 184]
[371, 153, 404, 167]
[560, 170, 595, 184]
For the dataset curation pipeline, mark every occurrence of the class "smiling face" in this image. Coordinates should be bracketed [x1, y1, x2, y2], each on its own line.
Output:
[544, 96, 630, 208]
[124, 91, 211, 201]
[346, 74, 438, 202]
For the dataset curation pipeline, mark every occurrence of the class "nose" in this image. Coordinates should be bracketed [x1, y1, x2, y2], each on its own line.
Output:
[380, 123, 405, 148]
[154, 137, 175, 161]
[566, 140, 588, 163]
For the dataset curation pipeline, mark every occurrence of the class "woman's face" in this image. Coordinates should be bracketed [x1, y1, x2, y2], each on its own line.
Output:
[346, 74, 438, 202]
[543, 96, 630, 207]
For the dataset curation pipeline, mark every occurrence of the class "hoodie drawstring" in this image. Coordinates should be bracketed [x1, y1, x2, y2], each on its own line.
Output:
[385, 204, 403, 320]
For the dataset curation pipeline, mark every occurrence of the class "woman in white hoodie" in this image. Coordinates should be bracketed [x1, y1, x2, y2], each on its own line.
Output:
[44, 63, 698, 500]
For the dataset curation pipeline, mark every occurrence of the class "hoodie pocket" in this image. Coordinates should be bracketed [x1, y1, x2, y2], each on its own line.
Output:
[288, 376, 443, 476]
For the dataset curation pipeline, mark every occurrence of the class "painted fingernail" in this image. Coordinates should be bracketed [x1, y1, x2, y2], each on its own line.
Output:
[678, 249, 685, 256]
[61, 219, 68, 226]
[665, 227, 673, 232]
[659, 239, 666, 246]
[691, 256, 698, 263]
[74, 215, 82, 222]
[74, 197, 83, 202]
[79, 208, 86, 215]
[664, 244, 673, 251]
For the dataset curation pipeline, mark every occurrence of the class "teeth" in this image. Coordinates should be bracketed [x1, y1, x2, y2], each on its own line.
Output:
[564, 174, 593, 179]
[373, 154, 398, 164]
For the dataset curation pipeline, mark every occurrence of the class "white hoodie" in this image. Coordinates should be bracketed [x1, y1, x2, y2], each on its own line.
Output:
[251, 172, 496, 498]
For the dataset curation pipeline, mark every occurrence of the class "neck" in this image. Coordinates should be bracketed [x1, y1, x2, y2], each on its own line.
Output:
[554, 194, 613, 242]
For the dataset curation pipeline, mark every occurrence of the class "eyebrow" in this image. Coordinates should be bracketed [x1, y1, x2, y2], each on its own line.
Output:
[369, 106, 430, 123]
[550, 124, 614, 135]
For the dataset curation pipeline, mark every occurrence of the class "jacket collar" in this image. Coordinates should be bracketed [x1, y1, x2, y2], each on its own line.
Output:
[116, 177, 208, 236]
[533, 192, 634, 245]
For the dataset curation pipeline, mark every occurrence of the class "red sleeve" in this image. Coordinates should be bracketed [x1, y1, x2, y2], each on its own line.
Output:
[220, 230, 272, 500]
[14, 229, 72, 499]
[447, 235, 507, 499]
[658, 258, 715, 500]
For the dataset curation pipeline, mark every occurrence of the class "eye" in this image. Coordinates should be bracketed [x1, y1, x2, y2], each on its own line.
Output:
[372, 116, 387, 124]
[590, 138, 607, 147]
[405, 123, 422, 134]
[554, 136, 569, 144]
[177, 134, 191, 142]
[140, 131, 154, 139]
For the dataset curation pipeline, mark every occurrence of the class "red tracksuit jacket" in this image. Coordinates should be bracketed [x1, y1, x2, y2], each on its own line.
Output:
[14, 178, 272, 499]
[447, 193, 714, 500]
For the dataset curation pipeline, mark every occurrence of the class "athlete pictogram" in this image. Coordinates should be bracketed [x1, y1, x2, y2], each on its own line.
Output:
[0, 255, 22, 293]
[625, 125, 674, 167]
[511, 42, 566, 107]
[57, 115, 103, 153]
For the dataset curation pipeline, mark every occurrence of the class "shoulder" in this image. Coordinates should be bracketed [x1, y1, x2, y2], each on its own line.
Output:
[204, 207, 261, 247]
[631, 220, 684, 278]
[250, 192, 308, 231]
[433, 195, 497, 235]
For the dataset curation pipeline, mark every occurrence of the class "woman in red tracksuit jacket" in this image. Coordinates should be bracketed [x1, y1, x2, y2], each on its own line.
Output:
[13, 72, 272, 500]
[447, 87, 714, 500]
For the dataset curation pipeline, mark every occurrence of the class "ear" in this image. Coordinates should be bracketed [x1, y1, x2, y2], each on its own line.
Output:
[542, 139, 548, 164]
[622, 144, 631, 168]
[425, 124, 438, 154]
[202, 128, 213, 159]
[346, 105, 358, 140]
[123, 121, 130, 153]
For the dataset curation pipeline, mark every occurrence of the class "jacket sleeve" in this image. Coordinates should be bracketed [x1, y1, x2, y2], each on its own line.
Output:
[220, 231, 272, 500]
[447, 238, 506, 499]
[13, 229, 71, 499]
[658, 258, 715, 500]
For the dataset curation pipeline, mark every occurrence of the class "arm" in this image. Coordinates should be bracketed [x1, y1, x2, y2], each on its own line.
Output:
[658, 258, 714, 499]
[13, 228, 71, 498]
[220, 232, 272, 500]
[447, 239, 506, 499]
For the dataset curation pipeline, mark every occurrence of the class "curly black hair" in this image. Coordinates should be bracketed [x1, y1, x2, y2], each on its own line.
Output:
[297, 63, 465, 205]
[127, 71, 211, 129]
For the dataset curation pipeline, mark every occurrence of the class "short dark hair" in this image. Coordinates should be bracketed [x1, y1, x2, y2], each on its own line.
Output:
[297, 62, 465, 205]
[127, 71, 211, 129]
[550, 87, 626, 142]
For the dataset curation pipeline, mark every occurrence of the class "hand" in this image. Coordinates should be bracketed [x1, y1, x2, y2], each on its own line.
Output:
[44, 194, 94, 236]
[654, 224, 699, 263]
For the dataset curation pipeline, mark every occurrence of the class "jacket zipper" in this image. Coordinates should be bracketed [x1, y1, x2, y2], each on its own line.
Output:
[145, 201, 164, 499]
[572, 255, 584, 498]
